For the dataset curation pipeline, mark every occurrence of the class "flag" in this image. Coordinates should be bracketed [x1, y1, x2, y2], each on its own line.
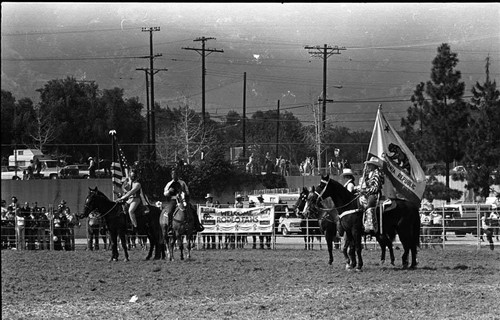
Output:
[110, 132, 129, 194]
[366, 106, 426, 206]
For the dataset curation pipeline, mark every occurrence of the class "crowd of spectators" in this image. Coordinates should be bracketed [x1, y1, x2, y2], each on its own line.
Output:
[1, 196, 80, 251]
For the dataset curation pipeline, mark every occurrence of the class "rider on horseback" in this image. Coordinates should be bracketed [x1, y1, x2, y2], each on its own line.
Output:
[357, 156, 384, 234]
[337, 168, 357, 236]
[117, 169, 141, 229]
[163, 167, 204, 236]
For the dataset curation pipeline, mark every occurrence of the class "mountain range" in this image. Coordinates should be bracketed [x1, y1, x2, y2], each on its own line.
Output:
[2, 3, 499, 131]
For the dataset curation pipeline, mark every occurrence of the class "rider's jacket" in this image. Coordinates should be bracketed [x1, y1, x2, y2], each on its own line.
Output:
[362, 168, 384, 196]
[164, 179, 189, 201]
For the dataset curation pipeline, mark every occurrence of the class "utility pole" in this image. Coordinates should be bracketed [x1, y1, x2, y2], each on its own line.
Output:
[304, 44, 346, 130]
[182, 37, 224, 127]
[136, 67, 168, 156]
[242, 72, 246, 158]
[142, 26, 161, 161]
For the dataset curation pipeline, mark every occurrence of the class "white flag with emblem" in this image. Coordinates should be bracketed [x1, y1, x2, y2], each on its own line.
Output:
[367, 106, 426, 206]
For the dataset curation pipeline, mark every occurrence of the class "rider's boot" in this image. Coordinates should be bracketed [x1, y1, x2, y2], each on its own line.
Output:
[194, 212, 204, 232]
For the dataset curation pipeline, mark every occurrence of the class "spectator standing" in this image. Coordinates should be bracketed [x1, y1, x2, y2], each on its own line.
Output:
[54, 200, 70, 250]
[481, 213, 494, 250]
[430, 210, 443, 247]
[2, 205, 16, 249]
[203, 194, 216, 250]
[328, 159, 336, 176]
[33, 158, 42, 177]
[88, 157, 96, 178]
[256, 195, 271, 249]
[87, 210, 102, 251]
[489, 205, 499, 241]
[9, 197, 22, 249]
[279, 156, 286, 176]
[32, 203, 48, 250]
[14, 199, 29, 250]
[246, 153, 255, 174]
[26, 161, 35, 180]
[65, 206, 79, 251]
[22, 202, 36, 250]
[1, 200, 10, 249]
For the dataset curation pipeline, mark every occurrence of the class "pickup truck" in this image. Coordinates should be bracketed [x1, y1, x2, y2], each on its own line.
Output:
[1, 166, 23, 180]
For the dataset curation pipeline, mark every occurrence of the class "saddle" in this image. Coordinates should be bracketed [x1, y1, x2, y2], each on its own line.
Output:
[358, 196, 397, 213]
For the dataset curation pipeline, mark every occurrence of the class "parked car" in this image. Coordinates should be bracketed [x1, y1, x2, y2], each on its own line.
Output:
[38, 160, 63, 179]
[1, 166, 23, 180]
[278, 215, 303, 236]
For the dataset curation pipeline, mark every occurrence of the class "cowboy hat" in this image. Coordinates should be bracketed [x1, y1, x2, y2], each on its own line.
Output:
[364, 156, 382, 167]
[235, 194, 243, 199]
[205, 193, 213, 199]
[88, 157, 93, 161]
[340, 168, 354, 176]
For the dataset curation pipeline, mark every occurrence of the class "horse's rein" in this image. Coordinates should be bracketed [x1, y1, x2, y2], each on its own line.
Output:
[313, 177, 361, 219]
[84, 196, 121, 220]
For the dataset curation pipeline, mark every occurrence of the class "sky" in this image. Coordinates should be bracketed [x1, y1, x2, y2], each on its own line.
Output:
[2, 2, 499, 131]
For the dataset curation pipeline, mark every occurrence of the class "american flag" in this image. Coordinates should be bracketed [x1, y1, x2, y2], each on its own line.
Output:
[111, 132, 129, 192]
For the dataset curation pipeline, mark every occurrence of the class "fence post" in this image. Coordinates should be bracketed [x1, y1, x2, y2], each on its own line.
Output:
[477, 204, 481, 251]
[442, 206, 446, 250]
[48, 204, 54, 251]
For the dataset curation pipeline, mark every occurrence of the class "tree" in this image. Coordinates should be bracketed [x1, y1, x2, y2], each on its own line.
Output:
[28, 104, 57, 152]
[157, 105, 215, 165]
[401, 43, 469, 202]
[464, 56, 500, 198]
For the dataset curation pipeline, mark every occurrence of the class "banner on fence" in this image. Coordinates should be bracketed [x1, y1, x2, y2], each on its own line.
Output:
[198, 206, 275, 234]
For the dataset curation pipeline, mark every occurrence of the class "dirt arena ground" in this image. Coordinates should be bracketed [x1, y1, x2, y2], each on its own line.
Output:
[2, 244, 499, 320]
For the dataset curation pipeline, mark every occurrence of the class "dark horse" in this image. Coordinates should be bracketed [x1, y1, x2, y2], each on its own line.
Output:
[81, 187, 164, 261]
[311, 175, 420, 270]
[160, 193, 196, 261]
[294, 187, 340, 265]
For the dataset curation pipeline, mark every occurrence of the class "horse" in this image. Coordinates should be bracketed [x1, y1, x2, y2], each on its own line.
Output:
[160, 193, 196, 261]
[294, 187, 340, 265]
[311, 174, 420, 269]
[81, 187, 164, 261]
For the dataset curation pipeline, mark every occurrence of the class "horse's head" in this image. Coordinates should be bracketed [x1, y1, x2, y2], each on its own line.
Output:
[82, 187, 105, 219]
[307, 174, 330, 205]
[309, 174, 356, 213]
[293, 187, 310, 215]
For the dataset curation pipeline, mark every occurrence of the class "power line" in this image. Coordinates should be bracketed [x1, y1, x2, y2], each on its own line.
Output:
[183, 37, 224, 126]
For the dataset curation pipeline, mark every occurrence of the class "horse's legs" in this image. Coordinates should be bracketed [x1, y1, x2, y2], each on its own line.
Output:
[325, 232, 334, 265]
[109, 231, 119, 261]
[342, 236, 351, 268]
[186, 235, 192, 259]
[119, 231, 129, 262]
[353, 231, 363, 271]
[178, 235, 184, 260]
[401, 242, 410, 269]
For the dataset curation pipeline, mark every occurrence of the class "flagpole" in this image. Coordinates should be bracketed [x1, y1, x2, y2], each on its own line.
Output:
[110, 130, 116, 200]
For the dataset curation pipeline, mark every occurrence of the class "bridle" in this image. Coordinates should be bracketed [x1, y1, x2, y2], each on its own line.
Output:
[84, 192, 120, 220]
[313, 176, 362, 217]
